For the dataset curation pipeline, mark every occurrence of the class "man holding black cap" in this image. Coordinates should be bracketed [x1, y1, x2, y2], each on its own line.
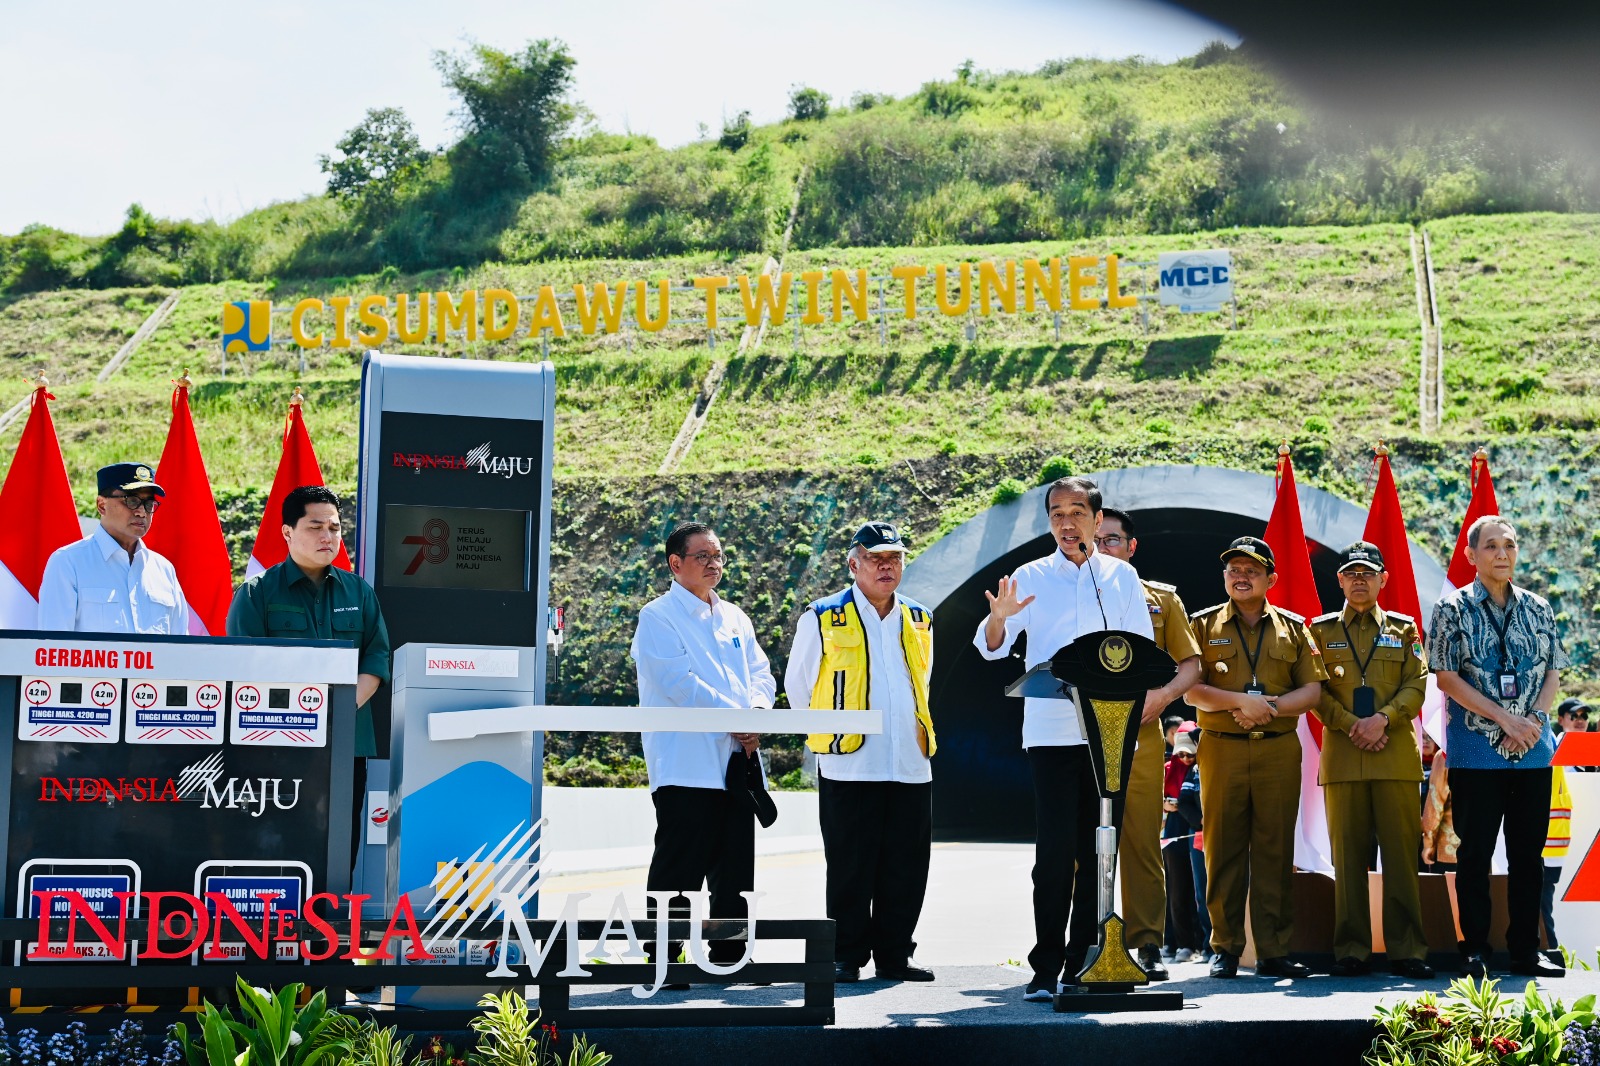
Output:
[1308, 541, 1433, 979]
[39, 462, 191, 634]
[785, 521, 937, 984]
[1186, 535, 1327, 979]
[633, 521, 775, 980]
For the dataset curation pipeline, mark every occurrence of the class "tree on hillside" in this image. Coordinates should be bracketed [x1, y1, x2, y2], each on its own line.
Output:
[318, 107, 426, 214]
[434, 38, 580, 194]
[788, 86, 830, 122]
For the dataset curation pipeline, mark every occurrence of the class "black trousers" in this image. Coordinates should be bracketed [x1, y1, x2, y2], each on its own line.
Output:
[1028, 745, 1124, 981]
[1451, 767, 1551, 959]
[645, 785, 755, 963]
[1163, 839, 1202, 951]
[818, 777, 932, 967]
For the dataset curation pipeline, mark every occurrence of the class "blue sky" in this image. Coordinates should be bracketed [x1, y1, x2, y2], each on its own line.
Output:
[0, 0, 1234, 235]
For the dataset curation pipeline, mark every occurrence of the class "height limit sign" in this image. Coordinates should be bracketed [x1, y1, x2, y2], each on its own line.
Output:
[230, 681, 328, 747]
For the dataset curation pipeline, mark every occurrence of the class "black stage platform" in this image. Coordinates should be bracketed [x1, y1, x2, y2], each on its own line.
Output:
[503, 963, 1600, 1066]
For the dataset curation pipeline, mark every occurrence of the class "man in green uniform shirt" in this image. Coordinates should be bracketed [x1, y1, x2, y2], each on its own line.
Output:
[1308, 541, 1433, 979]
[226, 485, 391, 756]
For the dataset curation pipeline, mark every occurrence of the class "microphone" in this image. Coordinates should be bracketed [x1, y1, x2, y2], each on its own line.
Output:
[1080, 540, 1110, 630]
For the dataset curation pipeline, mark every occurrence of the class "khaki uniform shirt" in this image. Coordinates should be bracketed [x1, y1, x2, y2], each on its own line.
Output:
[1189, 601, 1328, 735]
[1143, 580, 1203, 665]
[1309, 605, 1426, 784]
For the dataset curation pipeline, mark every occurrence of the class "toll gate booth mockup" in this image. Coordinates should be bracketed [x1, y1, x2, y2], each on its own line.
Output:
[0, 632, 356, 1000]
[355, 353, 555, 932]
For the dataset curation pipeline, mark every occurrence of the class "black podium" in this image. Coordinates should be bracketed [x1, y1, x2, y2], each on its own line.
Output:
[1007, 630, 1182, 1012]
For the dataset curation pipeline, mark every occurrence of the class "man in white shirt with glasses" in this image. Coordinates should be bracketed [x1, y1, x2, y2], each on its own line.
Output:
[973, 476, 1155, 1002]
[633, 520, 775, 981]
[38, 462, 190, 635]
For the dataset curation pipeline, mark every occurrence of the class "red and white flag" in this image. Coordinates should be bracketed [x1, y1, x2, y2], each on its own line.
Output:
[0, 383, 85, 628]
[142, 376, 235, 636]
[1360, 445, 1440, 747]
[245, 392, 350, 578]
[1261, 446, 1331, 872]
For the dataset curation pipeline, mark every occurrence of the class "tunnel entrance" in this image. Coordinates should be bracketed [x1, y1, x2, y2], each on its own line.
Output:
[900, 465, 1446, 842]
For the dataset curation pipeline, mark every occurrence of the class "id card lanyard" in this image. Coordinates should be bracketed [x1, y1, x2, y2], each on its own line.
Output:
[1340, 616, 1381, 717]
[1232, 615, 1268, 695]
[1480, 594, 1521, 701]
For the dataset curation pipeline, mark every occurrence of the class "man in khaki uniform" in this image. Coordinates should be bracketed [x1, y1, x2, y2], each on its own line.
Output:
[1095, 508, 1202, 979]
[1309, 541, 1433, 979]
[1187, 536, 1328, 979]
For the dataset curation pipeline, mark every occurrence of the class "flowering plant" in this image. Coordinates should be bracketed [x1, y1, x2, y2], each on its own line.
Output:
[1366, 975, 1594, 1066]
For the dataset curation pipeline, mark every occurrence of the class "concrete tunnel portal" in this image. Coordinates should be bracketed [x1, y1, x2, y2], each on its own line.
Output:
[898, 465, 1448, 842]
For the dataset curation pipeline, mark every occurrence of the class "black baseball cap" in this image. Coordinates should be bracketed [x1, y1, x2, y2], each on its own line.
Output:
[1338, 540, 1386, 573]
[97, 462, 165, 497]
[1221, 536, 1274, 572]
[851, 521, 907, 553]
[1558, 698, 1593, 718]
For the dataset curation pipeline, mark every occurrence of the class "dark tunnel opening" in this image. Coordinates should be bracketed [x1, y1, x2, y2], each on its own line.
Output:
[928, 507, 1351, 841]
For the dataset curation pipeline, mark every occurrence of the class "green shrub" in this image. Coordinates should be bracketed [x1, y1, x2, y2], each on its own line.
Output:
[1039, 455, 1075, 482]
[1145, 419, 1173, 436]
[991, 477, 1027, 505]
[1303, 415, 1331, 434]
[788, 86, 830, 122]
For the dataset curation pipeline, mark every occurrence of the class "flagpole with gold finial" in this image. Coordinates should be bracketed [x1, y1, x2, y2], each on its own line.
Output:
[1470, 445, 1489, 492]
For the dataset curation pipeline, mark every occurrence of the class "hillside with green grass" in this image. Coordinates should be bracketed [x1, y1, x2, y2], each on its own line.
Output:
[2, 213, 1594, 503]
[3, 44, 1598, 778]
[4, 46, 1596, 294]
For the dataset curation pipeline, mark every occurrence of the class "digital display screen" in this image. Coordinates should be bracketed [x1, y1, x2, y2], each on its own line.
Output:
[381, 505, 530, 592]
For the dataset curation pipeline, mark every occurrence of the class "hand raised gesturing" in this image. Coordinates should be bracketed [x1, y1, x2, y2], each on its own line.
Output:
[984, 576, 1036, 621]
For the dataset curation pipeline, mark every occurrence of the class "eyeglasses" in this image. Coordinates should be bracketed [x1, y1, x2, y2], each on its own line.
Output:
[1563, 711, 1591, 722]
[682, 550, 729, 567]
[1224, 566, 1266, 580]
[109, 494, 159, 514]
[1093, 535, 1125, 548]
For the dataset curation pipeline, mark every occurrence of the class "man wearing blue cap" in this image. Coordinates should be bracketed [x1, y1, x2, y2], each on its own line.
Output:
[38, 462, 190, 634]
[786, 521, 937, 984]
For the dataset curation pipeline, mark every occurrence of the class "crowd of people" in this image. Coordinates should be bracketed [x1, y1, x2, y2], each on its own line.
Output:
[37, 460, 1581, 998]
[632, 475, 1580, 998]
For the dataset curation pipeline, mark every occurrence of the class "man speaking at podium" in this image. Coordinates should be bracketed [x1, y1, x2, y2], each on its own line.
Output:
[972, 476, 1154, 1002]
[39, 462, 191, 635]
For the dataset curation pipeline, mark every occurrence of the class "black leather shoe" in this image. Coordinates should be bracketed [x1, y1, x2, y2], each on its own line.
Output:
[1390, 958, 1435, 979]
[877, 959, 935, 982]
[1210, 951, 1239, 978]
[1330, 956, 1370, 977]
[1509, 955, 1565, 978]
[1460, 953, 1489, 979]
[834, 963, 861, 983]
[1137, 944, 1170, 981]
[1256, 956, 1311, 979]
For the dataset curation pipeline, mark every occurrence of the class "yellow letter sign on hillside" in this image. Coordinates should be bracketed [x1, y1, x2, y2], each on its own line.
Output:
[230, 252, 1186, 351]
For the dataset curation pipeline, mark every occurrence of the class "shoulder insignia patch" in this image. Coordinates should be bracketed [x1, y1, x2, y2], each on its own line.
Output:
[1274, 607, 1306, 624]
[1313, 611, 1342, 624]
[1191, 604, 1224, 620]
[1387, 611, 1414, 623]
[1145, 580, 1177, 592]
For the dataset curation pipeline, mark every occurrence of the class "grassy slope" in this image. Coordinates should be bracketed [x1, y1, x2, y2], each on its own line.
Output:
[2, 213, 1594, 508]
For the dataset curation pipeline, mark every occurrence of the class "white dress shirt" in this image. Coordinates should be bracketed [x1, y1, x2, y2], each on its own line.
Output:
[37, 526, 191, 635]
[632, 581, 776, 791]
[785, 586, 933, 785]
[972, 547, 1153, 749]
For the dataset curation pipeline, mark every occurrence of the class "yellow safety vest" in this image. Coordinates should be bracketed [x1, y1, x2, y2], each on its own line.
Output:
[805, 588, 936, 758]
[1545, 765, 1572, 858]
